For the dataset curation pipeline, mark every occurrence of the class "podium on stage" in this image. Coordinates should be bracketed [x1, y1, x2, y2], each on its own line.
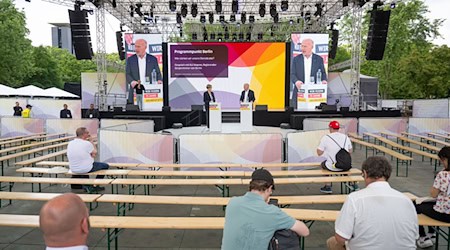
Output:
[297, 84, 327, 110]
[142, 84, 163, 111]
[209, 102, 222, 132]
[240, 102, 253, 132]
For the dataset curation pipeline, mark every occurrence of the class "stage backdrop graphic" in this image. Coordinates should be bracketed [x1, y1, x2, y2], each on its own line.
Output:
[287, 130, 329, 168]
[179, 134, 283, 168]
[290, 33, 329, 109]
[99, 129, 173, 164]
[81, 73, 126, 109]
[168, 42, 286, 110]
[124, 33, 163, 111]
[0, 117, 45, 137]
[46, 119, 99, 137]
[28, 99, 81, 119]
[0, 98, 28, 117]
[358, 118, 407, 136]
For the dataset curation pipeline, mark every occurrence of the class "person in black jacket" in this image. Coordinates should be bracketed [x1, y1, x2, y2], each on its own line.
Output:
[13, 102, 23, 116]
[134, 81, 146, 111]
[85, 104, 100, 119]
[60, 104, 72, 119]
[239, 83, 256, 103]
[203, 84, 216, 128]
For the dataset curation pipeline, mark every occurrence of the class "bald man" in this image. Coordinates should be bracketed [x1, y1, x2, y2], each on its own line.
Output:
[125, 38, 162, 104]
[290, 38, 327, 108]
[40, 193, 89, 249]
[239, 83, 255, 103]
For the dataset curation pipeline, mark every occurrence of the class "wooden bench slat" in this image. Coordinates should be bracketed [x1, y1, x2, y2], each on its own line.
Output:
[0, 192, 100, 202]
[0, 176, 111, 185]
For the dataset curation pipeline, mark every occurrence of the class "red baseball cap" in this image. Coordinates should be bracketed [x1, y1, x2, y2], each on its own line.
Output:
[329, 120, 340, 129]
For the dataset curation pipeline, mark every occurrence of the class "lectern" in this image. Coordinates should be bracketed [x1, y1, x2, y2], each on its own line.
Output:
[240, 102, 253, 132]
[209, 102, 222, 132]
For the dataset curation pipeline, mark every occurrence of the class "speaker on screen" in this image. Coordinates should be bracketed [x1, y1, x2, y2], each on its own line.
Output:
[329, 29, 339, 59]
[365, 10, 391, 60]
[68, 9, 94, 60]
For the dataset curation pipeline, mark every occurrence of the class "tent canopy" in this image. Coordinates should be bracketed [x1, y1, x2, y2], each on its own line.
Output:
[0, 85, 79, 98]
[44, 87, 79, 98]
[0, 84, 17, 96]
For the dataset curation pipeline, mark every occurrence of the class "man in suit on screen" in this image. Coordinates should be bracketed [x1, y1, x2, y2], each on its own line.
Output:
[290, 38, 327, 108]
[126, 39, 162, 104]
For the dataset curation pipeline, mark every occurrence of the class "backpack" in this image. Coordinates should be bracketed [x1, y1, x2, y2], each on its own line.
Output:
[268, 199, 300, 250]
[327, 135, 352, 171]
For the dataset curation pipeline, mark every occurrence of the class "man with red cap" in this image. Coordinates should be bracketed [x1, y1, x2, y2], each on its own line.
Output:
[317, 120, 353, 194]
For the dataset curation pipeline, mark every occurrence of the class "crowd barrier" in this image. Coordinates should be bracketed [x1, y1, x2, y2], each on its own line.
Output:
[303, 118, 357, 134]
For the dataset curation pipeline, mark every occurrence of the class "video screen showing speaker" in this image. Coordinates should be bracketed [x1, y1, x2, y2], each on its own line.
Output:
[68, 10, 93, 60]
[123, 33, 164, 111]
[365, 10, 391, 60]
[168, 42, 286, 111]
[290, 33, 329, 111]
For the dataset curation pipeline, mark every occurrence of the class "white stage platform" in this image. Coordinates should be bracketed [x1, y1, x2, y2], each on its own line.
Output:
[160, 123, 296, 138]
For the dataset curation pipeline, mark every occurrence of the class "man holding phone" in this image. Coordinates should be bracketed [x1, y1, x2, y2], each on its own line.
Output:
[221, 169, 310, 249]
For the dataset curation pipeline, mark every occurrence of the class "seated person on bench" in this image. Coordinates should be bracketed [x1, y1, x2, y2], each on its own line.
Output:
[67, 127, 109, 192]
[327, 156, 418, 250]
[415, 146, 450, 248]
[221, 169, 310, 250]
[40, 193, 90, 249]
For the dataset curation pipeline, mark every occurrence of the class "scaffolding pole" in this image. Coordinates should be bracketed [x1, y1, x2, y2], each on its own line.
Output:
[96, 1, 108, 111]
[349, 4, 363, 111]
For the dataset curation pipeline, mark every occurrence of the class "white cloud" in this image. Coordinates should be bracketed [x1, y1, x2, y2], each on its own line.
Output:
[424, 0, 450, 46]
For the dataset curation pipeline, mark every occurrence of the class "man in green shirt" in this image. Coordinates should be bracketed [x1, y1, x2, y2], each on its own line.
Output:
[221, 169, 310, 250]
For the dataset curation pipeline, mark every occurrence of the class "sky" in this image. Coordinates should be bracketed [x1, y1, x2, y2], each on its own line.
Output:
[13, 0, 450, 53]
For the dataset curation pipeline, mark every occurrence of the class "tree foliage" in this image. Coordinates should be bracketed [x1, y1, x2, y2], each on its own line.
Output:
[0, 0, 34, 86]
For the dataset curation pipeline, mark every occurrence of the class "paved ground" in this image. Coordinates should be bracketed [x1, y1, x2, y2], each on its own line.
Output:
[0, 142, 444, 249]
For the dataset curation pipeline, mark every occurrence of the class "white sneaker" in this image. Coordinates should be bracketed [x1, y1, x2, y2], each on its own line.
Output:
[417, 237, 433, 248]
[426, 232, 436, 244]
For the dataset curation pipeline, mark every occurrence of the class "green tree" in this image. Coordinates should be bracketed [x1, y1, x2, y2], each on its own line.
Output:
[25, 46, 62, 88]
[0, 0, 34, 86]
[48, 47, 96, 83]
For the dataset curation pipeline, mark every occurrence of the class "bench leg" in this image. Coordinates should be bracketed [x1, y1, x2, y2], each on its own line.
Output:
[107, 228, 121, 250]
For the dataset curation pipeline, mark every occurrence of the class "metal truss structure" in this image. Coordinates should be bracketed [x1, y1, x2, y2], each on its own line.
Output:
[41, 0, 378, 111]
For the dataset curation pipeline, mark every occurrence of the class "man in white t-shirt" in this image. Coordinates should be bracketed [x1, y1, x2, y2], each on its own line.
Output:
[317, 120, 352, 193]
[67, 127, 109, 192]
[327, 156, 418, 250]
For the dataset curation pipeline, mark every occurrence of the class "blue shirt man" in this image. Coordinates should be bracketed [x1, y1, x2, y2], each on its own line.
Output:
[221, 169, 310, 250]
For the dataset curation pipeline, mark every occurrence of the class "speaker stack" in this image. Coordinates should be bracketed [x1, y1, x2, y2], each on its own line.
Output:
[329, 29, 339, 59]
[68, 9, 94, 60]
[365, 9, 391, 60]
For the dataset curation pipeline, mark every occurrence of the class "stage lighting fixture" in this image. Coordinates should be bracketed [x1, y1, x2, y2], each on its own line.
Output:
[270, 4, 277, 18]
[181, 4, 188, 17]
[203, 33, 208, 42]
[246, 33, 251, 41]
[232, 0, 238, 14]
[230, 14, 236, 22]
[259, 3, 265, 17]
[232, 33, 237, 41]
[135, 3, 143, 17]
[129, 5, 134, 17]
[219, 15, 225, 23]
[191, 4, 198, 17]
[249, 15, 255, 23]
[224, 32, 229, 40]
[289, 19, 294, 25]
[390, 2, 396, 8]
[209, 12, 214, 24]
[88, 0, 100, 8]
[217, 32, 223, 41]
[314, 4, 322, 17]
[270, 31, 274, 37]
[111, 0, 116, 8]
[238, 32, 244, 41]
[192, 33, 197, 40]
[169, 1, 176, 12]
[210, 33, 216, 40]
[343, 0, 348, 7]
[215, 0, 222, 13]
[176, 13, 182, 24]
[281, 1, 288, 11]
[241, 12, 246, 24]
[273, 13, 279, 23]
[257, 33, 263, 40]
[200, 14, 206, 23]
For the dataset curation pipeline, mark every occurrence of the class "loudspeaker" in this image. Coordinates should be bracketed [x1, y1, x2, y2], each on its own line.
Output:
[340, 107, 350, 112]
[126, 104, 139, 111]
[113, 107, 123, 113]
[255, 105, 268, 111]
[322, 104, 337, 112]
[116, 31, 125, 60]
[365, 10, 391, 60]
[191, 105, 204, 111]
[329, 29, 339, 59]
[68, 10, 93, 60]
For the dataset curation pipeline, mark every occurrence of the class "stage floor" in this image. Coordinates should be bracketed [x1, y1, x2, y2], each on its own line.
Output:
[160, 123, 296, 138]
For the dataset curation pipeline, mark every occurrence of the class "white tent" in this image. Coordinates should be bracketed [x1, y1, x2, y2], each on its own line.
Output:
[15, 85, 52, 97]
[44, 87, 79, 98]
[0, 84, 17, 96]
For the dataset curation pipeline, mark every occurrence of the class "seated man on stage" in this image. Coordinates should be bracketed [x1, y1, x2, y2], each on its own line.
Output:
[67, 127, 109, 192]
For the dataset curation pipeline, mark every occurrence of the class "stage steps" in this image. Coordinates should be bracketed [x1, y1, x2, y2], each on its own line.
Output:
[222, 112, 240, 123]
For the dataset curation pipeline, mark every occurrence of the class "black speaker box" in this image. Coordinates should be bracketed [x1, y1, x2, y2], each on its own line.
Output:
[322, 105, 337, 112]
[126, 104, 139, 111]
[255, 105, 268, 111]
[329, 29, 339, 59]
[191, 105, 204, 111]
[365, 10, 391, 60]
[69, 10, 93, 60]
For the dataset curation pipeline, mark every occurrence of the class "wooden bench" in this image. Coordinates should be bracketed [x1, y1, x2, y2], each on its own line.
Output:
[351, 138, 413, 177]
[15, 150, 68, 168]
[0, 132, 46, 143]
[0, 191, 101, 209]
[0, 176, 112, 192]
[0, 135, 73, 157]
[0, 133, 59, 150]
[402, 132, 450, 147]
[380, 132, 440, 152]
[427, 132, 450, 142]
[1, 210, 448, 250]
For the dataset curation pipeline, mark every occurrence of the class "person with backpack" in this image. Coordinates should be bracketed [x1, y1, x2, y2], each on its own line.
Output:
[317, 120, 352, 194]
